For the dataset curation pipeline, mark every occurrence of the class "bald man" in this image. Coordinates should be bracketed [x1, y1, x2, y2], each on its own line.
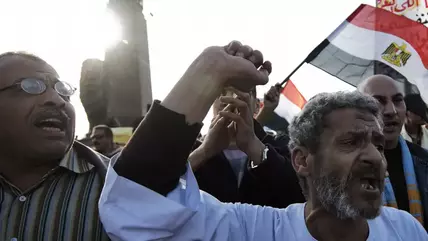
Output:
[359, 75, 428, 229]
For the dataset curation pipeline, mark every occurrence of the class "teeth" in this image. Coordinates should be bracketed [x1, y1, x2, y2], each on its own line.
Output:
[361, 183, 375, 190]
[42, 118, 61, 123]
[41, 127, 63, 132]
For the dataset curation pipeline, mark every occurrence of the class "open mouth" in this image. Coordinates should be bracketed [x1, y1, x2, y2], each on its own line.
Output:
[34, 117, 67, 134]
[384, 120, 399, 131]
[360, 177, 380, 192]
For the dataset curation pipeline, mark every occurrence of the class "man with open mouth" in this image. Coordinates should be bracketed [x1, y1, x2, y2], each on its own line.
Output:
[0, 52, 111, 241]
[99, 41, 427, 240]
[359, 75, 428, 230]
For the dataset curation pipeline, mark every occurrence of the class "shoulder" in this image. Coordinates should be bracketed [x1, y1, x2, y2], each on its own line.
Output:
[379, 207, 426, 236]
[406, 141, 428, 160]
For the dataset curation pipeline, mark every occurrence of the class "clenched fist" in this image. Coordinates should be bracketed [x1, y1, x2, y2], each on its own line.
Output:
[195, 41, 272, 92]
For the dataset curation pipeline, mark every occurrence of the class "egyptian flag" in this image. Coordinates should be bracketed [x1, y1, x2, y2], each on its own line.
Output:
[262, 80, 306, 133]
[304, 4, 427, 101]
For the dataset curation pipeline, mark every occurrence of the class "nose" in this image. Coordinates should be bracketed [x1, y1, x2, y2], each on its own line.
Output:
[39, 87, 67, 107]
[383, 100, 397, 116]
[361, 143, 385, 170]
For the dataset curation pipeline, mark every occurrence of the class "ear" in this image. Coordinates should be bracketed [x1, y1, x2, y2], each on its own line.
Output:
[291, 146, 311, 178]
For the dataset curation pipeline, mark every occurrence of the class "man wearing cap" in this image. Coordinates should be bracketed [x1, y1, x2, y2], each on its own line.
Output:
[401, 93, 428, 149]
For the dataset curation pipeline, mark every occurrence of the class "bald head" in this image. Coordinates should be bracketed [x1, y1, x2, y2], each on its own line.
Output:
[358, 75, 401, 95]
[358, 75, 405, 149]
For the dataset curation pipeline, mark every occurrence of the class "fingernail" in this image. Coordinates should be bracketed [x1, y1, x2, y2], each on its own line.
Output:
[249, 56, 256, 63]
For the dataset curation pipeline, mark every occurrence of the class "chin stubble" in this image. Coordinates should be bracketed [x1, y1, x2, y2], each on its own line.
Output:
[313, 175, 380, 220]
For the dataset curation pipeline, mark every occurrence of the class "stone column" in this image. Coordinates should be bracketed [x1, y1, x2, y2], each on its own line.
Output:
[103, 0, 152, 126]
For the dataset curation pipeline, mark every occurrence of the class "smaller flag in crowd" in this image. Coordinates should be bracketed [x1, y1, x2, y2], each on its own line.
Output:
[263, 80, 306, 133]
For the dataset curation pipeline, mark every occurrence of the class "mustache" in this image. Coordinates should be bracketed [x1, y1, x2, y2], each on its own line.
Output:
[33, 108, 71, 123]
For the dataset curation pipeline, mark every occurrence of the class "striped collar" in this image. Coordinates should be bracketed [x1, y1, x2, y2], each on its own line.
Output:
[59, 148, 95, 174]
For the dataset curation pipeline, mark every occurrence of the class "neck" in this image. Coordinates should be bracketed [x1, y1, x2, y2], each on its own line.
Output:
[304, 201, 369, 241]
[385, 138, 399, 150]
[0, 155, 58, 191]
[405, 122, 421, 137]
[105, 143, 118, 154]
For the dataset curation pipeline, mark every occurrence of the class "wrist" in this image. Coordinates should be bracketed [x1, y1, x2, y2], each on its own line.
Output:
[245, 137, 265, 165]
[162, 49, 228, 124]
[199, 143, 217, 160]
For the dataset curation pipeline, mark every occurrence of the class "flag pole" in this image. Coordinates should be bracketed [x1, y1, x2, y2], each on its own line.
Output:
[279, 61, 305, 86]
[279, 39, 330, 87]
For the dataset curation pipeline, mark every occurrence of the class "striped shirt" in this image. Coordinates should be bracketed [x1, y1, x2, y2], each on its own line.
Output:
[0, 148, 110, 241]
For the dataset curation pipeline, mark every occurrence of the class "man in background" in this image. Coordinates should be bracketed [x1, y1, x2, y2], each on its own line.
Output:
[190, 86, 304, 208]
[91, 125, 122, 158]
[359, 75, 428, 229]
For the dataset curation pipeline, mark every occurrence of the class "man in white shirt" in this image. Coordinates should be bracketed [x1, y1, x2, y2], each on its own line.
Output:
[98, 41, 427, 240]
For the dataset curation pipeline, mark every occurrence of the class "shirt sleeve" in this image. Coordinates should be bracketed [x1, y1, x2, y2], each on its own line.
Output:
[99, 159, 287, 241]
[113, 100, 203, 196]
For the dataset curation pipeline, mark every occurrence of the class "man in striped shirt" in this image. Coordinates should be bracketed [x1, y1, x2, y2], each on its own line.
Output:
[0, 52, 110, 241]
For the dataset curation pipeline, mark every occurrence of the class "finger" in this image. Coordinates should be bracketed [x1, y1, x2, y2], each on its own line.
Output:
[219, 111, 246, 126]
[248, 50, 263, 68]
[236, 45, 253, 58]
[220, 97, 252, 123]
[228, 121, 236, 136]
[210, 116, 227, 131]
[225, 40, 242, 55]
[255, 61, 272, 85]
[224, 87, 251, 104]
[219, 96, 248, 110]
[260, 61, 272, 75]
[209, 115, 221, 129]
[269, 86, 277, 95]
[222, 103, 235, 112]
[274, 83, 283, 91]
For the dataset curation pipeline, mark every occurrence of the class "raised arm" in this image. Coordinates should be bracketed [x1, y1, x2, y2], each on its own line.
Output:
[99, 41, 278, 241]
[113, 41, 272, 196]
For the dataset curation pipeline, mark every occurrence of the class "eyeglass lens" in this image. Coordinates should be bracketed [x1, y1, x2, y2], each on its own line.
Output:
[20, 78, 75, 96]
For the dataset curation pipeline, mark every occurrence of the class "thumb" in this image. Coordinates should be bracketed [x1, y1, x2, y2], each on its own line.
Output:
[256, 61, 272, 85]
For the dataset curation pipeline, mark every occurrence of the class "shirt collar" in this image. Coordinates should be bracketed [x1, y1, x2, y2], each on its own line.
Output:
[59, 148, 94, 174]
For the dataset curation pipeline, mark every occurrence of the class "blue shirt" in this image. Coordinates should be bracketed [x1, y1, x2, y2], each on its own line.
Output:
[99, 161, 428, 241]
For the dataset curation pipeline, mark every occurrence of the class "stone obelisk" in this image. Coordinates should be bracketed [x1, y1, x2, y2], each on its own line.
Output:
[103, 0, 152, 126]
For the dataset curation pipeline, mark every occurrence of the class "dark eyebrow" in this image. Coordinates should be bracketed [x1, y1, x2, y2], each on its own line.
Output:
[392, 93, 404, 98]
[336, 129, 368, 139]
[372, 95, 385, 100]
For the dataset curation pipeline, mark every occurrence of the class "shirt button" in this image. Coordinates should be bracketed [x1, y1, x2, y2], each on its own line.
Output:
[18, 196, 26, 202]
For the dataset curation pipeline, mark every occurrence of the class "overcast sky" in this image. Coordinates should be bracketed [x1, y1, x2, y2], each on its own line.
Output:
[0, 0, 374, 136]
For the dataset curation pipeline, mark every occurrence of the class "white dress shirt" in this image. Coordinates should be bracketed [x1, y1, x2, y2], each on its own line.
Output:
[99, 160, 428, 241]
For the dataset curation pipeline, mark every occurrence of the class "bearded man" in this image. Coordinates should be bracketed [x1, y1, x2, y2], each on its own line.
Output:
[98, 41, 426, 240]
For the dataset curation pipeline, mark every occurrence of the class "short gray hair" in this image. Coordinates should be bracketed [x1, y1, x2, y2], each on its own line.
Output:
[288, 91, 381, 153]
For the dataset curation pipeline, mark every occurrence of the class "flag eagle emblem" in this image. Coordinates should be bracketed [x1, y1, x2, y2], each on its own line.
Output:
[381, 42, 412, 67]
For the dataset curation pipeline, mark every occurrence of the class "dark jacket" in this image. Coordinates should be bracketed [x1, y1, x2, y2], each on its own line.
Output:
[114, 101, 305, 207]
[193, 120, 304, 207]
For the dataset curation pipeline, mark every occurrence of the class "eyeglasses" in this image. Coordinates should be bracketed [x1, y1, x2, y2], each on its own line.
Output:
[0, 78, 76, 97]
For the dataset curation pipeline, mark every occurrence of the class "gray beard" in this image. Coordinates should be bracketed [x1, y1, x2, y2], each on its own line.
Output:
[313, 175, 360, 220]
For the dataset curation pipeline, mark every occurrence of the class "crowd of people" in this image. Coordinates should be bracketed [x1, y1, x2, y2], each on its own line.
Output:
[1, 40, 428, 240]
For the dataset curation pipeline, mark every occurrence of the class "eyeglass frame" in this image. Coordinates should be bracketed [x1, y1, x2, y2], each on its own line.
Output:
[0, 78, 77, 98]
